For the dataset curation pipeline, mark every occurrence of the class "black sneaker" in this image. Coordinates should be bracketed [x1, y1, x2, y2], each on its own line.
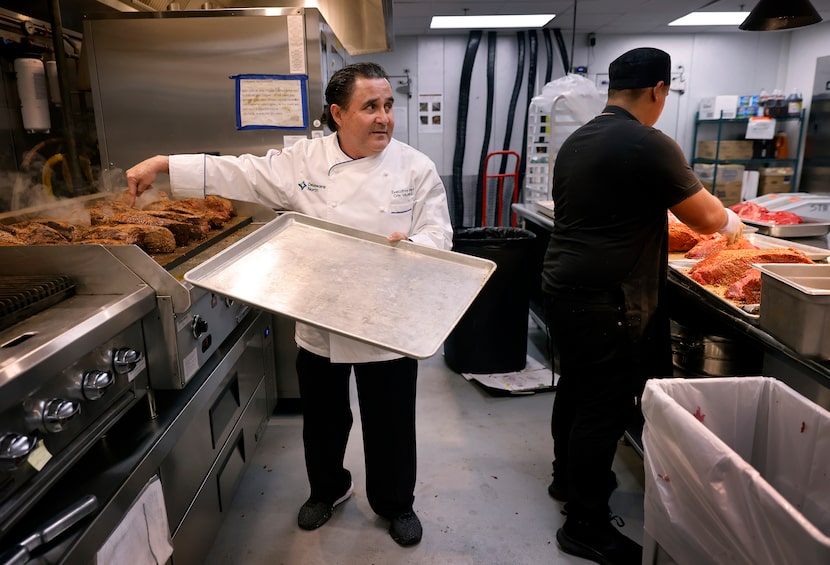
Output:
[297, 482, 354, 530]
[389, 511, 422, 546]
[556, 515, 641, 565]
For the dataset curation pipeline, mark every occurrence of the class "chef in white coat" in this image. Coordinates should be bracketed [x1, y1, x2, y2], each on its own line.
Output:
[126, 62, 453, 547]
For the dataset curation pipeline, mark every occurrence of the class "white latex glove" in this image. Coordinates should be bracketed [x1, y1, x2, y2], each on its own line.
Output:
[717, 208, 744, 244]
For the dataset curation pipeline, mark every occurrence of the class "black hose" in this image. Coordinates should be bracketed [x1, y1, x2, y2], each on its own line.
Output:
[543, 28, 554, 84]
[499, 31, 526, 177]
[451, 30, 482, 227]
[475, 32, 497, 227]
[517, 29, 538, 204]
[553, 28, 570, 74]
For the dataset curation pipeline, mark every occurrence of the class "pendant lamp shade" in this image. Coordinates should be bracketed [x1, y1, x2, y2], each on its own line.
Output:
[739, 0, 823, 30]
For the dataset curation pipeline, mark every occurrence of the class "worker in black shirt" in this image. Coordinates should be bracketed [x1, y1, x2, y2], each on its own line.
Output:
[541, 47, 743, 564]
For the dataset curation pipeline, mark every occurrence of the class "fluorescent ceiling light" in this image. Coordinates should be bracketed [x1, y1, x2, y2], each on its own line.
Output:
[430, 15, 555, 30]
[669, 12, 750, 26]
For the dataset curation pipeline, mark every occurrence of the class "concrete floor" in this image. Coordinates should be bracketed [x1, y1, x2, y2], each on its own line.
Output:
[205, 324, 646, 564]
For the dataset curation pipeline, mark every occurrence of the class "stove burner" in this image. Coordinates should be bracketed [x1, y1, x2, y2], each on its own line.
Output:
[0, 275, 76, 332]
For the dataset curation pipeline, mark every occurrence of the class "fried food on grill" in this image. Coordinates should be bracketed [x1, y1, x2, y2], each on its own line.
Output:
[79, 224, 177, 253]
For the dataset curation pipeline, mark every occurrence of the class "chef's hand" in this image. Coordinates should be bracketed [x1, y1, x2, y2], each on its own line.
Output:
[717, 208, 744, 244]
[387, 232, 409, 243]
[125, 155, 170, 206]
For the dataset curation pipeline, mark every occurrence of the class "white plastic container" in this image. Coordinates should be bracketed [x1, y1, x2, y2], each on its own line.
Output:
[14, 57, 51, 133]
[642, 377, 830, 565]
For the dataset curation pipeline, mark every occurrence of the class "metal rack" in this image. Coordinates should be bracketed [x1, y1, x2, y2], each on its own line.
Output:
[690, 110, 806, 195]
[524, 95, 583, 204]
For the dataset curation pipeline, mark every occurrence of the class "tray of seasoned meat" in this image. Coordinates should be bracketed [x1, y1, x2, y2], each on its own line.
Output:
[670, 246, 816, 322]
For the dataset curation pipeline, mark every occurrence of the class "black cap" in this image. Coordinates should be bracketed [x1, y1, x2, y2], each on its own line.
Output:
[608, 47, 671, 90]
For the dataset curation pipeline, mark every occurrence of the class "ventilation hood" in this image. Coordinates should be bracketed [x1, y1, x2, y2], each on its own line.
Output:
[94, 0, 393, 54]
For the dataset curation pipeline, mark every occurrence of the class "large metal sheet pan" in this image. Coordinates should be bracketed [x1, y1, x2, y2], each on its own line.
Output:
[669, 232, 830, 262]
[183, 213, 497, 359]
[742, 217, 830, 238]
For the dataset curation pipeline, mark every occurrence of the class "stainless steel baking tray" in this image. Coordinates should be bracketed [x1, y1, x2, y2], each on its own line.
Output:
[184, 213, 497, 359]
[756, 263, 830, 359]
[669, 233, 830, 262]
[742, 217, 830, 238]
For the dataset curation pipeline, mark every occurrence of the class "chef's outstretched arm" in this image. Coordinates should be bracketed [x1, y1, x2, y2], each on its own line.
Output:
[125, 155, 170, 205]
[671, 188, 744, 244]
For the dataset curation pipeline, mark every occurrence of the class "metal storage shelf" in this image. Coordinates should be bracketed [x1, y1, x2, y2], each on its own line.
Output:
[690, 109, 806, 194]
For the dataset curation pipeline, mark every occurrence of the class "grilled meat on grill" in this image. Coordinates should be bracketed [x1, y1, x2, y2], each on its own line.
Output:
[688, 248, 813, 286]
[2, 221, 72, 244]
[143, 195, 234, 228]
[80, 224, 177, 253]
[92, 211, 207, 245]
[0, 230, 25, 245]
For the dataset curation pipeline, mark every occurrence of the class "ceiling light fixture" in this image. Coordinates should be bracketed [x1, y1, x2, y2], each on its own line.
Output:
[430, 14, 556, 30]
[739, 0, 823, 31]
[668, 12, 750, 26]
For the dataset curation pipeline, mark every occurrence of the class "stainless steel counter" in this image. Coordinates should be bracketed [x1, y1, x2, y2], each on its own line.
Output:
[513, 202, 830, 412]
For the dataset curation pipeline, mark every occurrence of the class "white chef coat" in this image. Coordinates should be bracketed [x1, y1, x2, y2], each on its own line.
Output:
[168, 133, 453, 363]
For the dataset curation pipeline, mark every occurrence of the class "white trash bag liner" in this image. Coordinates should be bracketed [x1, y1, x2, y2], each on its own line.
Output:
[642, 376, 830, 565]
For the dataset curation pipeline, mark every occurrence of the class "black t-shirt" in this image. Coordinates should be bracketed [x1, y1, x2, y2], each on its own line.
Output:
[541, 105, 701, 294]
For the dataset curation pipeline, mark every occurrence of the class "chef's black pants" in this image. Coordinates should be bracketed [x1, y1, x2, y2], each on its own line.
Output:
[543, 291, 641, 523]
[296, 347, 418, 519]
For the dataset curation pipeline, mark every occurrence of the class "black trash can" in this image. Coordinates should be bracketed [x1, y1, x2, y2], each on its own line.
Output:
[444, 226, 536, 374]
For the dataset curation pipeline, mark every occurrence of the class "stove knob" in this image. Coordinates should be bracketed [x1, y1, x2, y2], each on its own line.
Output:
[83, 370, 115, 400]
[191, 315, 208, 339]
[43, 399, 80, 433]
[0, 433, 37, 469]
[113, 348, 142, 375]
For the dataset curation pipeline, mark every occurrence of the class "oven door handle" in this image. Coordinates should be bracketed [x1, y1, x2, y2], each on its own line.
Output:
[0, 494, 98, 565]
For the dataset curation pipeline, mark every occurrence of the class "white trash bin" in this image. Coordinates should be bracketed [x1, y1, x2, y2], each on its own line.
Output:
[641, 377, 830, 565]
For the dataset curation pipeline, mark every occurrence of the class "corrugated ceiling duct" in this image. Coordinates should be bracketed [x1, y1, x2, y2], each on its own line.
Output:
[94, 0, 392, 55]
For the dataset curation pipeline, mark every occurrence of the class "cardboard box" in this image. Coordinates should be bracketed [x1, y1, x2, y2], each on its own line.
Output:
[704, 180, 743, 206]
[696, 164, 746, 206]
[696, 140, 754, 160]
[699, 95, 740, 119]
[757, 167, 794, 195]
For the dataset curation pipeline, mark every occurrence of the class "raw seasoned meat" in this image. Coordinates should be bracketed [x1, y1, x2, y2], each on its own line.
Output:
[684, 233, 757, 259]
[730, 202, 802, 225]
[689, 248, 813, 286]
[668, 222, 703, 252]
[725, 269, 762, 303]
[79, 224, 177, 253]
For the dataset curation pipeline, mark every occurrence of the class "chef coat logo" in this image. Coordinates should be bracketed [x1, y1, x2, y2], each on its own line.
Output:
[392, 187, 414, 199]
[298, 180, 326, 193]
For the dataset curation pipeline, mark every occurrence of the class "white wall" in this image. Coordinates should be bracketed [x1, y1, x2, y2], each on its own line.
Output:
[354, 21, 830, 207]
[358, 24, 830, 158]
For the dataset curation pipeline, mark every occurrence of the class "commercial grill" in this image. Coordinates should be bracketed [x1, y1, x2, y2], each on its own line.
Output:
[0, 244, 156, 539]
[0, 195, 277, 554]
